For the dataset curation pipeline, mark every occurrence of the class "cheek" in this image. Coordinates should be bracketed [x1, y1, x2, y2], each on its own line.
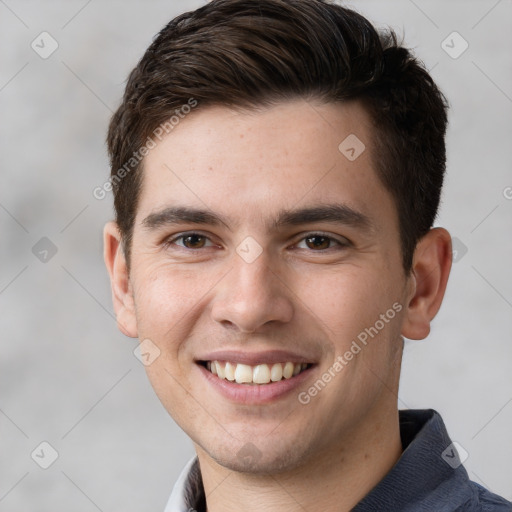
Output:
[298, 263, 404, 376]
[131, 264, 211, 423]
[131, 263, 206, 340]
[299, 266, 388, 333]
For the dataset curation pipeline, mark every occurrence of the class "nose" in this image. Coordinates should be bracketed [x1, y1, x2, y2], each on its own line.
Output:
[211, 252, 294, 333]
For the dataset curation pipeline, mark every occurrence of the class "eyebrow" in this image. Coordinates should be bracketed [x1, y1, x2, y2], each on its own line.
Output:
[271, 204, 373, 232]
[142, 206, 229, 230]
[141, 204, 373, 233]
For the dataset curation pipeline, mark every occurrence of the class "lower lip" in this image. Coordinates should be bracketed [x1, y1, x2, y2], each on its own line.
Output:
[197, 363, 315, 405]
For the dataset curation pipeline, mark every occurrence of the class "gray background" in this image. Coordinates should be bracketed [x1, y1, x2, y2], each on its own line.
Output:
[1, 0, 511, 510]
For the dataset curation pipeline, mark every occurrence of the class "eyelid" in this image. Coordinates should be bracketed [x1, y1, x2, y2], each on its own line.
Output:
[292, 231, 352, 250]
[163, 231, 218, 248]
[162, 230, 351, 251]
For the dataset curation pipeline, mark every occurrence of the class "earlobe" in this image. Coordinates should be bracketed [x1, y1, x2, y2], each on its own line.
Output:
[103, 221, 138, 338]
[401, 228, 452, 340]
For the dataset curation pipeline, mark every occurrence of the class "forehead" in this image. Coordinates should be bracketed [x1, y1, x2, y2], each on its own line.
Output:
[136, 99, 395, 230]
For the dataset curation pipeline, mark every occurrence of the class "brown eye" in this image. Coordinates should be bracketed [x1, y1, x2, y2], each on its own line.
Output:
[165, 232, 216, 251]
[182, 234, 207, 248]
[305, 236, 331, 250]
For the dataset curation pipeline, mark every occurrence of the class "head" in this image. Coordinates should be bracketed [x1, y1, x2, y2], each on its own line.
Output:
[104, 0, 452, 474]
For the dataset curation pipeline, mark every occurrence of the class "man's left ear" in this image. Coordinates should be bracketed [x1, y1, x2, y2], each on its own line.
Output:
[401, 228, 452, 340]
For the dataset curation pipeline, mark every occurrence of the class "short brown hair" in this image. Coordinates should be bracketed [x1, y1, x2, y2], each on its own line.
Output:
[107, 0, 448, 270]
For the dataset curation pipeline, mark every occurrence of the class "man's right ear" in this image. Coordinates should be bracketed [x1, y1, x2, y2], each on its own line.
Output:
[103, 221, 138, 338]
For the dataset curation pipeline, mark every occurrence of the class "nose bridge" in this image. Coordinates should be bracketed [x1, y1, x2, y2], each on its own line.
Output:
[237, 248, 272, 289]
[230, 251, 280, 310]
[211, 249, 294, 332]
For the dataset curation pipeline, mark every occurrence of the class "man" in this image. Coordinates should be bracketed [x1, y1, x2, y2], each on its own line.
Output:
[103, 0, 511, 510]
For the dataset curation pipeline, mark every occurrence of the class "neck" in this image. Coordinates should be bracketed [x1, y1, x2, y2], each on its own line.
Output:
[196, 405, 402, 512]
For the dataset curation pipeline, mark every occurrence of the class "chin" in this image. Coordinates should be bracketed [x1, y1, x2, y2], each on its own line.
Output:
[205, 439, 311, 475]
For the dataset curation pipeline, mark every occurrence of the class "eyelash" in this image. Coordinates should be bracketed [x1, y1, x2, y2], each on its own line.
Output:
[294, 233, 349, 251]
[163, 231, 350, 252]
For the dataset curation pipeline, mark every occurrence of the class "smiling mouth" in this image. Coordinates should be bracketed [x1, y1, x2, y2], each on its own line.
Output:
[199, 361, 312, 385]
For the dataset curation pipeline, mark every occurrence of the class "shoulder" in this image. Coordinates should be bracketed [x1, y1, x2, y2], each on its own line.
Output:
[456, 481, 512, 512]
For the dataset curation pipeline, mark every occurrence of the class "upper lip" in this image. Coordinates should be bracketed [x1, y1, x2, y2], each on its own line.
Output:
[196, 350, 317, 366]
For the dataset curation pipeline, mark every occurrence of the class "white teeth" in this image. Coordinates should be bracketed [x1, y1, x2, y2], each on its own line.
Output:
[253, 364, 271, 384]
[224, 362, 236, 381]
[283, 362, 294, 379]
[270, 363, 283, 382]
[234, 363, 253, 384]
[216, 361, 225, 379]
[206, 360, 309, 385]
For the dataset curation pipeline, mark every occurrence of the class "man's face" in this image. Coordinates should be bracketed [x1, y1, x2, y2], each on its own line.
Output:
[121, 100, 415, 472]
